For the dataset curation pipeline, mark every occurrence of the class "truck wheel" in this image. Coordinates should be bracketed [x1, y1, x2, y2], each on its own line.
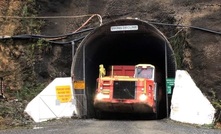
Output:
[155, 108, 159, 119]
[95, 110, 103, 119]
[154, 84, 161, 119]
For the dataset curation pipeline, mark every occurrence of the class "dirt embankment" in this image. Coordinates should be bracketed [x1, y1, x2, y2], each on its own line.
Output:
[0, 0, 221, 127]
[37, 0, 221, 119]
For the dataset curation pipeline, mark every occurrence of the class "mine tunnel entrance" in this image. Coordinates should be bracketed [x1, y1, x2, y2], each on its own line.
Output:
[72, 19, 176, 119]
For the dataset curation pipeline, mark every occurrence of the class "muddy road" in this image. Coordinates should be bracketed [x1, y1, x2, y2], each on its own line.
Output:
[0, 119, 220, 134]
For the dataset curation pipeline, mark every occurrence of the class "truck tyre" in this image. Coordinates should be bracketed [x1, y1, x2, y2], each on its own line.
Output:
[95, 110, 103, 119]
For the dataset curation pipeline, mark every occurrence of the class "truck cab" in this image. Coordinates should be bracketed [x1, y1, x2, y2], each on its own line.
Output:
[135, 64, 155, 80]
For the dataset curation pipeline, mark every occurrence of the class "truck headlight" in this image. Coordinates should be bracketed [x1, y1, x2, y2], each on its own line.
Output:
[95, 93, 104, 100]
[139, 94, 147, 101]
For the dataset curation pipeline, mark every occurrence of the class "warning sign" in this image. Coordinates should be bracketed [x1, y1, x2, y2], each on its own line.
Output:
[56, 85, 71, 103]
[166, 78, 175, 94]
[74, 81, 85, 89]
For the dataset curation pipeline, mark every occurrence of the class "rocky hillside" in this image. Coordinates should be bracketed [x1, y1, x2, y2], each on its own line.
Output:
[37, 0, 221, 97]
[0, 0, 221, 127]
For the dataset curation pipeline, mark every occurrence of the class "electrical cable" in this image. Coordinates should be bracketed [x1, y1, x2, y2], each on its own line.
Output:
[4, 28, 93, 39]
[0, 14, 97, 19]
[73, 14, 102, 33]
[0, 13, 102, 42]
[148, 21, 221, 35]
[49, 14, 102, 41]
[1, 19, 220, 46]
[0, 28, 89, 45]
[48, 36, 86, 45]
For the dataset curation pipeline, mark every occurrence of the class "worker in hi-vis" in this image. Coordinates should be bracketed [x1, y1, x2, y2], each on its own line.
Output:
[99, 64, 106, 78]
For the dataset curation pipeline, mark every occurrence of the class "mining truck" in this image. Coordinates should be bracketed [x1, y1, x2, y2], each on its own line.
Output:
[94, 64, 160, 118]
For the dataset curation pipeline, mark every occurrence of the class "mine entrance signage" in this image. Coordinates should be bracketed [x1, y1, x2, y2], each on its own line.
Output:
[110, 25, 138, 32]
[166, 78, 175, 94]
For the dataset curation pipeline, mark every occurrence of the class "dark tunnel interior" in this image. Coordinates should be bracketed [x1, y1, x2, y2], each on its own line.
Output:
[72, 19, 176, 119]
[85, 33, 167, 118]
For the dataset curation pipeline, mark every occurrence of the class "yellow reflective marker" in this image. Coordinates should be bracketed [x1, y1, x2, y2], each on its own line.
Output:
[56, 85, 71, 103]
[74, 81, 85, 89]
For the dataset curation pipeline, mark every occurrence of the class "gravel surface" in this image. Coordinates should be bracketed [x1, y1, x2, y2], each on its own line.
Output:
[0, 119, 220, 134]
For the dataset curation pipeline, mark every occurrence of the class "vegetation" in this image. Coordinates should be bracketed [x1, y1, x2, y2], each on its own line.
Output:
[208, 90, 221, 125]
[0, 0, 48, 129]
[169, 29, 186, 69]
[20, 0, 43, 34]
[0, 83, 42, 129]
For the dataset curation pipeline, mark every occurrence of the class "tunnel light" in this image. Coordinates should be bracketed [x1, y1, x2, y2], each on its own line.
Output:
[139, 94, 147, 101]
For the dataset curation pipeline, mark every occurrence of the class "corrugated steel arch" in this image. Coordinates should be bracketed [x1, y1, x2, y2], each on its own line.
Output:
[71, 19, 176, 118]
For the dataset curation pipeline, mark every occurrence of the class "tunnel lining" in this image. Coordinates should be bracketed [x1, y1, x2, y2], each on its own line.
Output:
[71, 19, 177, 118]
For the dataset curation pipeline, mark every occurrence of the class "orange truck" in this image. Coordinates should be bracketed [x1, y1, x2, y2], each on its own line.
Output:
[94, 64, 160, 118]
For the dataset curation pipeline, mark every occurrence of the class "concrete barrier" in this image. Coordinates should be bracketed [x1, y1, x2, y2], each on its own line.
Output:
[170, 70, 215, 125]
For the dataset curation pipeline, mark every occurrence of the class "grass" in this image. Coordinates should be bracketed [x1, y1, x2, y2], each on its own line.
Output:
[208, 90, 221, 123]
[0, 82, 46, 129]
[168, 29, 186, 69]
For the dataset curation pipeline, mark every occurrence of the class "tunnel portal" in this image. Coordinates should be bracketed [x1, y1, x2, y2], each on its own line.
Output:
[71, 19, 176, 118]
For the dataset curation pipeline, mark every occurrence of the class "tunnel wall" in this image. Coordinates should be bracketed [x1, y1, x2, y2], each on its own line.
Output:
[71, 19, 177, 118]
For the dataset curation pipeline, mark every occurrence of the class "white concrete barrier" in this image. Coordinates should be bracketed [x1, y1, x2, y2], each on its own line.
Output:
[170, 70, 215, 125]
[24, 77, 77, 122]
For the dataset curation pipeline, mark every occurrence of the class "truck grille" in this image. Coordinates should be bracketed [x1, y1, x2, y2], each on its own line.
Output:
[113, 81, 136, 99]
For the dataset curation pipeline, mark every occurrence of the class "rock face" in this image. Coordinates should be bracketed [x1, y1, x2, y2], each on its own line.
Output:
[37, 0, 221, 100]
[0, 0, 221, 121]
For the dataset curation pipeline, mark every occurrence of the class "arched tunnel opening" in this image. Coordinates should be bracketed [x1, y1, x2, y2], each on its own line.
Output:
[72, 19, 176, 119]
